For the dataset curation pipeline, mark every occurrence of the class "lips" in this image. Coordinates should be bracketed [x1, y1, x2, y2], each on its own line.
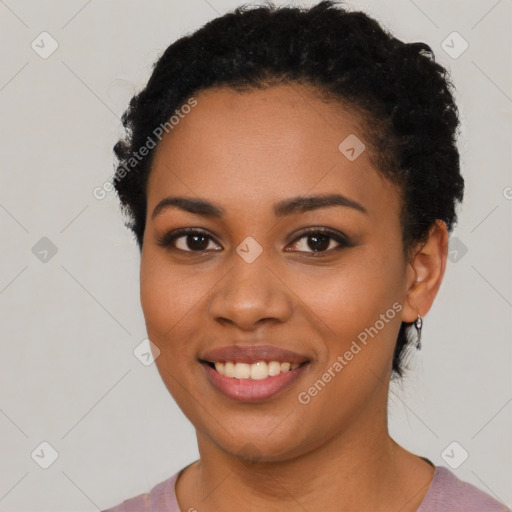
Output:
[200, 344, 310, 365]
[199, 344, 311, 402]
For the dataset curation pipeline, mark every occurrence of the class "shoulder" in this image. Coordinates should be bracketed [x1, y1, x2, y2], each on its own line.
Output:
[102, 491, 149, 512]
[101, 471, 180, 512]
[418, 466, 510, 512]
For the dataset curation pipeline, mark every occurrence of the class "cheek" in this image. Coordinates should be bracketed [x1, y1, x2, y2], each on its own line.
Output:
[139, 262, 171, 336]
[139, 252, 200, 340]
[298, 251, 404, 334]
[139, 253, 204, 399]
[295, 254, 406, 397]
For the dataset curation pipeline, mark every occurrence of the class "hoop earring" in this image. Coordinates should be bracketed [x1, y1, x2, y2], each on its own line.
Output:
[414, 314, 423, 350]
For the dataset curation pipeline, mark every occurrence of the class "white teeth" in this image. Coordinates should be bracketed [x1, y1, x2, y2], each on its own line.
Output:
[280, 362, 291, 372]
[250, 361, 268, 380]
[211, 360, 304, 379]
[268, 361, 281, 376]
[223, 361, 235, 378]
[233, 362, 251, 379]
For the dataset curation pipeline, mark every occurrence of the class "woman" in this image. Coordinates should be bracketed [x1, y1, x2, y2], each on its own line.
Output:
[103, 1, 509, 511]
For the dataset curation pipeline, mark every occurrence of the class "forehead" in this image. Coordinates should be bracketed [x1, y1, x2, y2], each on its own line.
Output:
[147, 84, 397, 219]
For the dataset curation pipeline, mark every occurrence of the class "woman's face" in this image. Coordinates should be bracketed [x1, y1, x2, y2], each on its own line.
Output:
[140, 84, 417, 462]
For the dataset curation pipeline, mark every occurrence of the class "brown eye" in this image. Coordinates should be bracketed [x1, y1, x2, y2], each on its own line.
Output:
[286, 228, 351, 254]
[176, 233, 212, 251]
[156, 228, 222, 253]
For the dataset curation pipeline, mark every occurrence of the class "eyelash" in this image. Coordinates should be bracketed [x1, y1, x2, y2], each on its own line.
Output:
[155, 227, 352, 256]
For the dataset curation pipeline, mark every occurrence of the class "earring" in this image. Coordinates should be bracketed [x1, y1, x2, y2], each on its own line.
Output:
[414, 314, 423, 350]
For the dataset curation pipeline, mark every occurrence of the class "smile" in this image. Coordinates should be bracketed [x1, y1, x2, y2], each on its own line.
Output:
[198, 344, 311, 401]
[211, 360, 303, 380]
[201, 360, 310, 402]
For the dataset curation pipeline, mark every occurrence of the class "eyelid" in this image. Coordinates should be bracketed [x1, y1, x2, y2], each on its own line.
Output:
[155, 227, 222, 251]
[286, 227, 352, 253]
[156, 226, 352, 255]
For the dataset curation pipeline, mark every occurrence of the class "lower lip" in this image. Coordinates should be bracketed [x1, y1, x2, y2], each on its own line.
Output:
[201, 362, 309, 402]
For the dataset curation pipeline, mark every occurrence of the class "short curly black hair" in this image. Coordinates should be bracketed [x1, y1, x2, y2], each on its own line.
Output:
[112, 0, 464, 378]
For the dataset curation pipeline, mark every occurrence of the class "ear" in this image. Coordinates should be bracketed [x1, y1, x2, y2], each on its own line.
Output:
[402, 219, 449, 323]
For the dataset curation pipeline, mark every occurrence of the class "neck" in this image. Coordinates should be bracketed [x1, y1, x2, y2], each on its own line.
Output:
[176, 413, 434, 512]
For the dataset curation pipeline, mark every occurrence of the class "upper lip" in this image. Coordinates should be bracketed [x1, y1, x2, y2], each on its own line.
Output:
[200, 344, 310, 365]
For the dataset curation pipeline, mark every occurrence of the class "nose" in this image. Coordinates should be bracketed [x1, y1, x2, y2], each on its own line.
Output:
[208, 251, 293, 331]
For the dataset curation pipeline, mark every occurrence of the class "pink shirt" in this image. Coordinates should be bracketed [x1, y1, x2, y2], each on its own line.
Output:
[103, 464, 510, 511]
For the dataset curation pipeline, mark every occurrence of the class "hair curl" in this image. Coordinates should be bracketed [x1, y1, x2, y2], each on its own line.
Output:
[112, 0, 464, 378]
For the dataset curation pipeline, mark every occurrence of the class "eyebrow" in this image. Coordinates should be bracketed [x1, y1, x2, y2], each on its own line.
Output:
[151, 193, 368, 220]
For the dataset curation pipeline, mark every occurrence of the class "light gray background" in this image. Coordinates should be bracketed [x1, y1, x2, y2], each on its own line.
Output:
[0, 0, 510, 510]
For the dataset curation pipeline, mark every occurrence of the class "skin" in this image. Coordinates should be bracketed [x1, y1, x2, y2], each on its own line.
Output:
[140, 83, 448, 512]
